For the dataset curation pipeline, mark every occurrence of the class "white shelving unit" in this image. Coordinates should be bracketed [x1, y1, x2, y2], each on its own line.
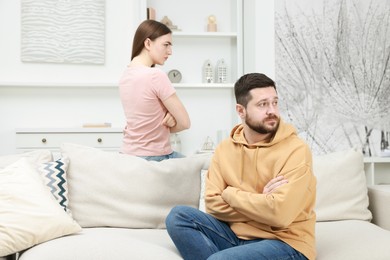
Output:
[364, 157, 390, 185]
[143, 0, 243, 87]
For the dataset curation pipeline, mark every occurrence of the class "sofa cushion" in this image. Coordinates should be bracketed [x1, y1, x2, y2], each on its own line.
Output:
[0, 158, 81, 257]
[313, 148, 372, 221]
[60, 143, 211, 228]
[18, 228, 181, 260]
[316, 220, 390, 260]
[0, 150, 52, 169]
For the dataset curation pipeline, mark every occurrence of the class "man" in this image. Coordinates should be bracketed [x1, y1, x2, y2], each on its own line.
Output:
[166, 73, 316, 260]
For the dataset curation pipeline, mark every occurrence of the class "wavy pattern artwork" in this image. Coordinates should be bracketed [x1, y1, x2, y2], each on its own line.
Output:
[21, 0, 105, 64]
[275, 0, 390, 156]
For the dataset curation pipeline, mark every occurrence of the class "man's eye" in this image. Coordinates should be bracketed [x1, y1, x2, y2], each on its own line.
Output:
[259, 102, 267, 107]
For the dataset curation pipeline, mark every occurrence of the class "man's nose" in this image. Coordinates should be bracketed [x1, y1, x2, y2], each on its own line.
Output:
[266, 104, 277, 114]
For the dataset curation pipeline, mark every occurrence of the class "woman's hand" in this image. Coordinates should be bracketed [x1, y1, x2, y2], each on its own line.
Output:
[162, 112, 177, 128]
[162, 93, 190, 132]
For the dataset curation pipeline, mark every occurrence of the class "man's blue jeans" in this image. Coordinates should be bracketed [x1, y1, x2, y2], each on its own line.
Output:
[166, 205, 307, 260]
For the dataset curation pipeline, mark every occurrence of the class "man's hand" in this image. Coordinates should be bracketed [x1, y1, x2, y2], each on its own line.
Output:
[162, 112, 177, 128]
[262, 175, 288, 194]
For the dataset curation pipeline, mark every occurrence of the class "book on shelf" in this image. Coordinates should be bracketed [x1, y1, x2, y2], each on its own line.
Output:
[82, 122, 112, 128]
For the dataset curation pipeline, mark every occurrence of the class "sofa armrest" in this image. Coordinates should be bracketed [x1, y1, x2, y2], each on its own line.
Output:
[367, 185, 390, 231]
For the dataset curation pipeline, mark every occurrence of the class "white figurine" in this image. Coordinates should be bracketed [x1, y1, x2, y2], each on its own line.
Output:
[203, 60, 214, 83]
[216, 59, 227, 83]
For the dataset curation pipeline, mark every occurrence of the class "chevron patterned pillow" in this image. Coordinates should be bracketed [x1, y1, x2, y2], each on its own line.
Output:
[37, 157, 71, 214]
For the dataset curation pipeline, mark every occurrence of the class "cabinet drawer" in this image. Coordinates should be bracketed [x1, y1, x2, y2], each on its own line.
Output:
[16, 132, 123, 149]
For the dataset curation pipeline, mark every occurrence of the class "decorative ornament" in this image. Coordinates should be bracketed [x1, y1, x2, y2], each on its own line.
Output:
[161, 16, 180, 31]
[202, 136, 215, 151]
[207, 15, 217, 32]
[168, 69, 182, 83]
[216, 59, 227, 83]
[203, 59, 214, 83]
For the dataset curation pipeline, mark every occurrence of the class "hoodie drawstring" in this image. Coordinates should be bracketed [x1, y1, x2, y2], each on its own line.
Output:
[240, 145, 244, 184]
[254, 147, 259, 192]
[239, 145, 260, 192]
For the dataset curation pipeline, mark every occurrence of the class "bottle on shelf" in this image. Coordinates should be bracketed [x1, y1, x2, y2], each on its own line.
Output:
[381, 130, 386, 151]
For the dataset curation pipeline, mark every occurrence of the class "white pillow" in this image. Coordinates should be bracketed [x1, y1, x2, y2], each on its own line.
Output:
[0, 158, 81, 257]
[0, 150, 52, 169]
[313, 148, 372, 221]
[61, 143, 211, 229]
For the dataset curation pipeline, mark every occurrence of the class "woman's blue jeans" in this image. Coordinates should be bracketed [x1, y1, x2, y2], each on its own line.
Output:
[166, 205, 307, 260]
[138, 151, 184, 162]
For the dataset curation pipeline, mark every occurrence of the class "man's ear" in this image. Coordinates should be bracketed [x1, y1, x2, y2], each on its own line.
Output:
[236, 104, 246, 119]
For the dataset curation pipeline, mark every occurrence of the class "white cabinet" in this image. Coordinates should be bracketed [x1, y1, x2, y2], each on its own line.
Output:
[142, 0, 243, 87]
[364, 157, 390, 185]
[15, 128, 123, 158]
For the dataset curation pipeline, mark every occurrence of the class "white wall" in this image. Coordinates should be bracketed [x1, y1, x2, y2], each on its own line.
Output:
[0, 0, 275, 156]
[243, 0, 275, 78]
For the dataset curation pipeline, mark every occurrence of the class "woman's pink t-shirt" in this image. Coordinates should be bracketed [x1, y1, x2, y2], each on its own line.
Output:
[119, 66, 176, 156]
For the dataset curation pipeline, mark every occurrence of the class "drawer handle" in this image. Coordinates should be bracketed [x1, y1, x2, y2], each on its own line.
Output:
[41, 138, 47, 143]
[97, 138, 102, 143]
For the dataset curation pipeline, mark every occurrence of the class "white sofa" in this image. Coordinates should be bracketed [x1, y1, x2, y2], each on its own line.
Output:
[1, 144, 390, 260]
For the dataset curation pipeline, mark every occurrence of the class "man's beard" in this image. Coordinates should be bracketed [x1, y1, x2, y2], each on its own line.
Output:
[245, 114, 280, 135]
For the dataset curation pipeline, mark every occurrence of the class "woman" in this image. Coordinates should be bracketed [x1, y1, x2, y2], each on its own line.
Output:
[119, 20, 190, 161]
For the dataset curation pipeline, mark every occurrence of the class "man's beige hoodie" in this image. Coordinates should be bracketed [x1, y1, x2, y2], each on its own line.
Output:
[205, 120, 317, 260]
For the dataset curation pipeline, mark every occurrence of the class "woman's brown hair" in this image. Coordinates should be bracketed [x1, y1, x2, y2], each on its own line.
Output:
[131, 20, 172, 61]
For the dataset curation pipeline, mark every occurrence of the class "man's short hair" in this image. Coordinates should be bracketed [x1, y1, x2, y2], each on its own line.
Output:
[234, 73, 276, 108]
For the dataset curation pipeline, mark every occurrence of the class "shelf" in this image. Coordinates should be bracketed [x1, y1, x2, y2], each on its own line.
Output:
[364, 157, 390, 163]
[0, 82, 119, 88]
[172, 32, 237, 38]
[0, 82, 235, 89]
[174, 83, 234, 88]
[364, 157, 390, 185]
[144, 0, 243, 85]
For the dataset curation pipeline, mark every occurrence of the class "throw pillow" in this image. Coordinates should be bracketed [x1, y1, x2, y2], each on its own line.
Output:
[0, 150, 52, 169]
[37, 157, 71, 214]
[60, 143, 212, 229]
[0, 158, 81, 257]
[313, 148, 372, 221]
[199, 169, 208, 212]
